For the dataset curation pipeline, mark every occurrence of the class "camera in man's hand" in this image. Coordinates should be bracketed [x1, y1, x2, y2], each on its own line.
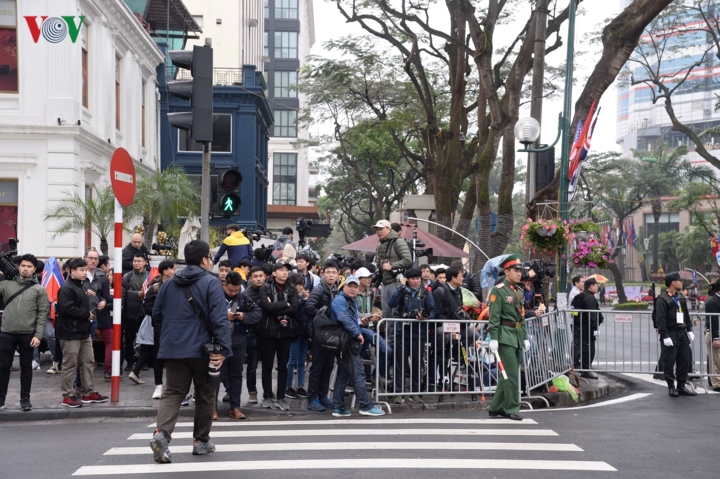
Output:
[404, 308, 429, 320]
[0, 252, 19, 280]
[204, 343, 223, 377]
[453, 307, 470, 321]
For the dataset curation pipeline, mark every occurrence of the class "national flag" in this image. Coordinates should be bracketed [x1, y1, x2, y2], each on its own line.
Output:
[41, 256, 64, 321]
[141, 267, 159, 293]
[630, 219, 637, 247]
[712, 235, 720, 256]
[568, 100, 600, 201]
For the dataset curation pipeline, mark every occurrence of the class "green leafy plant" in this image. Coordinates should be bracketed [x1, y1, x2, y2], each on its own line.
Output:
[567, 220, 601, 234]
[613, 301, 649, 310]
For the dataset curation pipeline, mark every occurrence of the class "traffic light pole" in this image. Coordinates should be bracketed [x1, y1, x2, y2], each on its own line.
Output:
[201, 142, 211, 243]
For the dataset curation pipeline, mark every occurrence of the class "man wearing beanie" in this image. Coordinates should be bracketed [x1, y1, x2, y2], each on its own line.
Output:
[570, 277, 604, 379]
[655, 272, 697, 397]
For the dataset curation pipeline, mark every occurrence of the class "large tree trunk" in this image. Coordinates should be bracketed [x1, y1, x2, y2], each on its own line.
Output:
[529, 0, 675, 218]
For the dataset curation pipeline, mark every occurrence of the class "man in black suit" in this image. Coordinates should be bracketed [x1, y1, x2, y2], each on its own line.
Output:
[704, 280, 720, 392]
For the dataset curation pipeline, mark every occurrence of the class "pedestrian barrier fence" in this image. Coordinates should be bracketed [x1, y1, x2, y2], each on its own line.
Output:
[371, 317, 573, 405]
[568, 309, 720, 389]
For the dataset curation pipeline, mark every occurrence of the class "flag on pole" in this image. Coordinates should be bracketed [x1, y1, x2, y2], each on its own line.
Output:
[568, 100, 600, 201]
[142, 267, 159, 294]
[630, 219, 637, 247]
[41, 256, 64, 321]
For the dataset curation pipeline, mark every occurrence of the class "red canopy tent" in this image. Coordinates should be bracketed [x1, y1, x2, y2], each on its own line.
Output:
[343, 223, 470, 258]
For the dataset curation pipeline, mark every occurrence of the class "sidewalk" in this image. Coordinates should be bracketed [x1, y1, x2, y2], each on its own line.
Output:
[0, 354, 614, 421]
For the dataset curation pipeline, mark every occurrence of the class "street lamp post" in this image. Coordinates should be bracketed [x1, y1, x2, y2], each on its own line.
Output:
[516, 0, 578, 302]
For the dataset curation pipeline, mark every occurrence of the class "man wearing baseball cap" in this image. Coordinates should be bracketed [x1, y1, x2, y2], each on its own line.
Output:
[372, 220, 412, 318]
[655, 272, 697, 397]
[355, 267, 393, 382]
[487, 254, 529, 420]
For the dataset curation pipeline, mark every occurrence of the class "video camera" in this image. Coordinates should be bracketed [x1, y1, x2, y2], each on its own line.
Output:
[327, 253, 352, 270]
[241, 226, 269, 245]
[0, 251, 19, 280]
[523, 259, 555, 293]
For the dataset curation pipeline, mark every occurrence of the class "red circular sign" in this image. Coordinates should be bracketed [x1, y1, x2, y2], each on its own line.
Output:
[110, 148, 137, 207]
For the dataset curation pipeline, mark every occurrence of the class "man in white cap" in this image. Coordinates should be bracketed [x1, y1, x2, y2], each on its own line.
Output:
[371, 220, 412, 318]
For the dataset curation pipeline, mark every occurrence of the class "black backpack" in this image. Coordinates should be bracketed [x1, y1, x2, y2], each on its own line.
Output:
[312, 297, 359, 355]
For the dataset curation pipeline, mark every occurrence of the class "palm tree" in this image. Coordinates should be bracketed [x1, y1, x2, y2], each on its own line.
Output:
[126, 165, 200, 248]
[44, 184, 115, 255]
[633, 143, 690, 274]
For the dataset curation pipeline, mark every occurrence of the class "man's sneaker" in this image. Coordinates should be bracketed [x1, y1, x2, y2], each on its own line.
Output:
[192, 439, 216, 456]
[128, 372, 144, 384]
[0, 398, 5, 410]
[306, 399, 326, 412]
[181, 397, 190, 407]
[104, 373, 112, 382]
[150, 430, 172, 464]
[81, 392, 109, 403]
[276, 399, 289, 411]
[31, 360, 40, 370]
[285, 387, 298, 399]
[332, 407, 351, 417]
[46, 362, 59, 374]
[319, 396, 333, 407]
[393, 395, 404, 404]
[359, 405, 385, 416]
[248, 392, 258, 403]
[297, 387, 308, 398]
[20, 399, 32, 411]
[152, 385, 163, 399]
[409, 395, 424, 404]
[262, 398, 273, 409]
[62, 396, 82, 408]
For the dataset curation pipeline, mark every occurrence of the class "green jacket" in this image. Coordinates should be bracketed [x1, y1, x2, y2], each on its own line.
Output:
[487, 279, 528, 349]
[374, 230, 412, 285]
[0, 275, 49, 340]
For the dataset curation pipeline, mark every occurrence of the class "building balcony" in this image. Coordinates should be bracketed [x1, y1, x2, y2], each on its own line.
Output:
[308, 160, 319, 174]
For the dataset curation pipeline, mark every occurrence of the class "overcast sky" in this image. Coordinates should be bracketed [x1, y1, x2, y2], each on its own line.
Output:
[309, 0, 622, 153]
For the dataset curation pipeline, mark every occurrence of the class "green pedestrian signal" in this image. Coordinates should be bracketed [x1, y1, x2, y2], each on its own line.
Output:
[221, 193, 240, 214]
[216, 168, 242, 217]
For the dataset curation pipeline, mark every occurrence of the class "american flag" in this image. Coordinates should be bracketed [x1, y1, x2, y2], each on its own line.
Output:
[141, 267, 159, 293]
[41, 256, 64, 320]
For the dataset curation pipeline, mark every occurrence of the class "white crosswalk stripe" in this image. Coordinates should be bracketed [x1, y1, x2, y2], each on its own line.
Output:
[73, 417, 617, 476]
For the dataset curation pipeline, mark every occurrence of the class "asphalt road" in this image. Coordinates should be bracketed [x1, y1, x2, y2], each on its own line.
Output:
[0, 375, 716, 479]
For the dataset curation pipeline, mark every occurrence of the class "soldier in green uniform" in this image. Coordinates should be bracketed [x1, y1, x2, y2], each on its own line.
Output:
[487, 254, 529, 421]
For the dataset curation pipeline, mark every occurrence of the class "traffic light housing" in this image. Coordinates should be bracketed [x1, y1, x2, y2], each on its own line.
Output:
[217, 168, 242, 216]
[167, 44, 213, 143]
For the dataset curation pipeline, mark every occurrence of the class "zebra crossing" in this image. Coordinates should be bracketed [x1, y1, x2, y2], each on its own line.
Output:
[72, 417, 616, 476]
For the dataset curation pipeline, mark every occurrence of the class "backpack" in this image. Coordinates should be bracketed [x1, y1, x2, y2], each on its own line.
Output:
[312, 297, 357, 355]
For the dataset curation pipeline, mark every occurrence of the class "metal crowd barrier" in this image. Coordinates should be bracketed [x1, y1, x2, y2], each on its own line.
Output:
[522, 310, 573, 400]
[372, 318, 499, 402]
[568, 309, 720, 389]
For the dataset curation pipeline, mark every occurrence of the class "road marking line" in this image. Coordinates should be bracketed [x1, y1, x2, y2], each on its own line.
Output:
[106, 441, 582, 455]
[74, 458, 616, 475]
[622, 373, 719, 393]
[148, 418, 538, 427]
[525, 393, 652, 412]
[129, 428, 558, 440]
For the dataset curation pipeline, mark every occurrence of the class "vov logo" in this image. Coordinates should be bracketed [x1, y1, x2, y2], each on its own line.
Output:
[24, 16, 86, 44]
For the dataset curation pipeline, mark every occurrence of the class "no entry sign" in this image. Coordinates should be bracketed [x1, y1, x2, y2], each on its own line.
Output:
[110, 148, 136, 207]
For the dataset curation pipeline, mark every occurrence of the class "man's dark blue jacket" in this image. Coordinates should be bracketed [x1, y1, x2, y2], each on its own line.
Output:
[152, 265, 232, 359]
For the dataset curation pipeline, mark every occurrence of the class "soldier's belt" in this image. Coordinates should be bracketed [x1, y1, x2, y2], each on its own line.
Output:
[500, 320, 522, 329]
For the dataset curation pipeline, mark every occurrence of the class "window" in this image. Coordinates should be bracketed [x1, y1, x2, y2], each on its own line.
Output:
[644, 213, 680, 235]
[273, 110, 296, 137]
[82, 23, 89, 108]
[274, 71, 297, 98]
[274, 31, 298, 59]
[178, 114, 232, 152]
[115, 57, 121, 131]
[192, 15, 203, 28]
[141, 79, 146, 148]
[264, 31, 269, 57]
[264, 0, 269, 19]
[0, 0, 18, 93]
[273, 153, 297, 205]
[275, 0, 298, 19]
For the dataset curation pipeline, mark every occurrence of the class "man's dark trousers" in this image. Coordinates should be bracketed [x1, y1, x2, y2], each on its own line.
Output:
[0, 332, 34, 402]
[307, 345, 335, 401]
[394, 332, 422, 394]
[660, 329, 691, 388]
[573, 319, 596, 370]
[226, 335, 248, 409]
[156, 358, 215, 442]
[245, 332, 259, 394]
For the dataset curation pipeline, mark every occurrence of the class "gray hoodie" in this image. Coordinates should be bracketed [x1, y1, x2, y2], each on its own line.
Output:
[0, 275, 49, 339]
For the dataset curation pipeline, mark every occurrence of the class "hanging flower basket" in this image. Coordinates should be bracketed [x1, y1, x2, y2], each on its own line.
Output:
[521, 218, 573, 256]
[571, 238, 615, 269]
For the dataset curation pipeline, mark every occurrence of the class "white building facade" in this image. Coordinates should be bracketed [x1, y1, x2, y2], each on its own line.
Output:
[0, 0, 163, 257]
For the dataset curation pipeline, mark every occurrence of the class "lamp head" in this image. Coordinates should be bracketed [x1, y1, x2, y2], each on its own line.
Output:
[514, 117, 541, 145]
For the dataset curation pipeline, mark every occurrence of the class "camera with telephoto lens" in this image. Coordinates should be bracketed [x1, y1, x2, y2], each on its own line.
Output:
[278, 315, 290, 328]
[523, 259, 555, 294]
[204, 343, 223, 377]
[453, 307, 470, 321]
[0, 251, 19, 280]
[405, 308, 429, 319]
